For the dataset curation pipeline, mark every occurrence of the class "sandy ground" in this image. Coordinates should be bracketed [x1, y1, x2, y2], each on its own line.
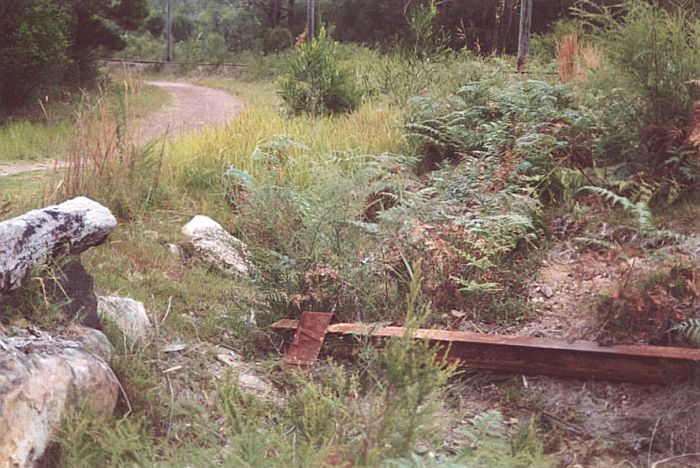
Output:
[0, 81, 242, 178]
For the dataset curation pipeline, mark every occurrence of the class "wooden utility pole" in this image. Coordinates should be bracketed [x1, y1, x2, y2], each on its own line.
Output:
[307, 0, 316, 40]
[517, 0, 532, 72]
[166, 0, 173, 62]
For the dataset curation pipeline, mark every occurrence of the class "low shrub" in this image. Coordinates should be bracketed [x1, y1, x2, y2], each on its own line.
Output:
[262, 27, 293, 55]
[278, 28, 360, 116]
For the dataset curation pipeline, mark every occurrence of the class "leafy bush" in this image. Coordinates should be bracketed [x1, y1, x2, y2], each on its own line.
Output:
[579, 1, 700, 127]
[145, 15, 164, 38]
[278, 28, 360, 116]
[262, 27, 293, 54]
[172, 14, 195, 42]
[575, 0, 700, 183]
[0, 0, 70, 113]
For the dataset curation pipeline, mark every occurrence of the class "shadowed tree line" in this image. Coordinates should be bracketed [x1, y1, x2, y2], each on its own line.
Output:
[0, 0, 148, 116]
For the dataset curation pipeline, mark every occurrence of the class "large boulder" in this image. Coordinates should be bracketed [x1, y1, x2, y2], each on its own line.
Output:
[182, 215, 250, 276]
[0, 332, 119, 467]
[97, 296, 152, 344]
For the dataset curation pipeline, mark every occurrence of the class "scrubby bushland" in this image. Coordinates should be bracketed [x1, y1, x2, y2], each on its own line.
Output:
[0, 0, 148, 115]
[0, 0, 70, 113]
[279, 28, 360, 116]
[262, 27, 293, 54]
[576, 0, 700, 186]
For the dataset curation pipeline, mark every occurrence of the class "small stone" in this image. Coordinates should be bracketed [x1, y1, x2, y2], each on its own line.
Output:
[97, 296, 152, 344]
[167, 243, 181, 257]
[238, 373, 270, 393]
[163, 342, 186, 353]
[182, 215, 250, 276]
[541, 285, 554, 298]
[144, 230, 159, 241]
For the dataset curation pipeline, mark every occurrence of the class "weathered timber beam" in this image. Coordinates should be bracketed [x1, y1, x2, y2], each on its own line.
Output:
[0, 197, 117, 294]
[272, 316, 700, 385]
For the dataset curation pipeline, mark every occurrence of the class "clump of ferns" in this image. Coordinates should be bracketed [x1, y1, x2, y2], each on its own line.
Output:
[670, 318, 700, 346]
[576, 185, 683, 243]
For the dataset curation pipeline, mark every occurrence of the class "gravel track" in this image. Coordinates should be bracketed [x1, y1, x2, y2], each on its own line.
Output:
[0, 81, 242, 178]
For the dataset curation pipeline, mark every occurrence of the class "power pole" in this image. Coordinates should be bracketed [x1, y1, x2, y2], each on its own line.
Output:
[166, 0, 173, 62]
[307, 0, 315, 40]
[517, 0, 532, 72]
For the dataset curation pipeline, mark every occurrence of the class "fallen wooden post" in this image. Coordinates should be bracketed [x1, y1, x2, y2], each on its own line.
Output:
[0, 197, 117, 294]
[273, 313, 700, 385]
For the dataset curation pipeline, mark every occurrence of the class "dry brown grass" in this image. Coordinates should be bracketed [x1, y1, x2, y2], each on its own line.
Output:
[556, 34, 604, 83]
[49, 71, 165, 219]
[556, 34, 580, 83]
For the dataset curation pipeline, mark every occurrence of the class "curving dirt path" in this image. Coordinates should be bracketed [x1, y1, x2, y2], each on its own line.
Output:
[135, 81, 242, 144]
[0, 81, 242, 178]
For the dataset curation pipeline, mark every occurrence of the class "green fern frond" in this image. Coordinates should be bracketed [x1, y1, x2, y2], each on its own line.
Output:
[577, 185, 653, 229]
[670, 318, 700, 344]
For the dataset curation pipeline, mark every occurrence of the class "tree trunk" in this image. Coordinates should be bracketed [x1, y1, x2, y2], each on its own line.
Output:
[287, 0, 295, 29]
[0, 197, 117, 294]
[517, 0, 532, 72]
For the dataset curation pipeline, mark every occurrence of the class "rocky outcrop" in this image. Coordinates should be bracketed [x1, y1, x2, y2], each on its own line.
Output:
[0, 332, 119, 467]
[182, 215, 250, 276]
[97, 296, 152, 344]
[0, 197, 118, 294]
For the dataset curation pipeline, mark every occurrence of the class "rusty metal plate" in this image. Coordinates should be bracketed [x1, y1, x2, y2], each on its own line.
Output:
[285, 312, 336, 365]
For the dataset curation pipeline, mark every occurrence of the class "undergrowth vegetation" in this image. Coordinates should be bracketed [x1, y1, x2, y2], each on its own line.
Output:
[2, 1, 699, 465]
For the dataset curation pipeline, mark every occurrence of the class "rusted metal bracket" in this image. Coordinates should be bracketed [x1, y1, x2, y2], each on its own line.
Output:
[284, 312, 336, 365]
[273, 313, 700, 385]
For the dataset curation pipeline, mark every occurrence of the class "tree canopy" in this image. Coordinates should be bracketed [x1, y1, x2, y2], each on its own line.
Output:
[0, 0, 149, 114]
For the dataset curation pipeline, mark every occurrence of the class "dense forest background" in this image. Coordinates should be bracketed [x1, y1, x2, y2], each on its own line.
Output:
[0, 0, 615, 116]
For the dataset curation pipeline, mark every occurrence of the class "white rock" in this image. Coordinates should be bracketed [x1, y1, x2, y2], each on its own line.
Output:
[0, 333, 119, 467]
[97, 296, 152, 344]
[167, 243, 182, 257]
[182, 215, 250, 275]
[0, 197, 117, 294]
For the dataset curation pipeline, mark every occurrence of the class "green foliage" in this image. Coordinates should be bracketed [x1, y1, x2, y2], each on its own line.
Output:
[577, 0, 700, 127]
[48, 407, 157, 467]
[0, 0, 149, 113]
[405, 74, 583, 201]
[217, 268, 453, 466]
[577, 185, 653, 229]
[278, 28, 360, 116]
[671, 318, 700, 345]
[0, 0, 70, 113]
[407, 0, 448, 59]
[262, 27, 293, 54]
[455, 410, 549, 467]
[145, 14, 164, 38]
[172, 13, 195, 42]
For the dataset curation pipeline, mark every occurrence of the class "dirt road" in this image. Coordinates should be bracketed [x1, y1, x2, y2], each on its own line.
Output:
[0, 81, 243, 178]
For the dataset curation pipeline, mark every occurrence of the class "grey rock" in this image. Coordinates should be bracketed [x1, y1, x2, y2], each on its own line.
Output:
[182, 216, 250, 276]
[67, 325, 114, 361]
[0, 197, 117, 294]
[97, 296, 152, 344]
[0, 332, 119, 467]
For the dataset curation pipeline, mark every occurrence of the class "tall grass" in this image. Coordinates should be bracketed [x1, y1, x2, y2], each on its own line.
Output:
[51, 71, 169, 219]
[0, 120, 72, 163]
[167, 83, 403, 194]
